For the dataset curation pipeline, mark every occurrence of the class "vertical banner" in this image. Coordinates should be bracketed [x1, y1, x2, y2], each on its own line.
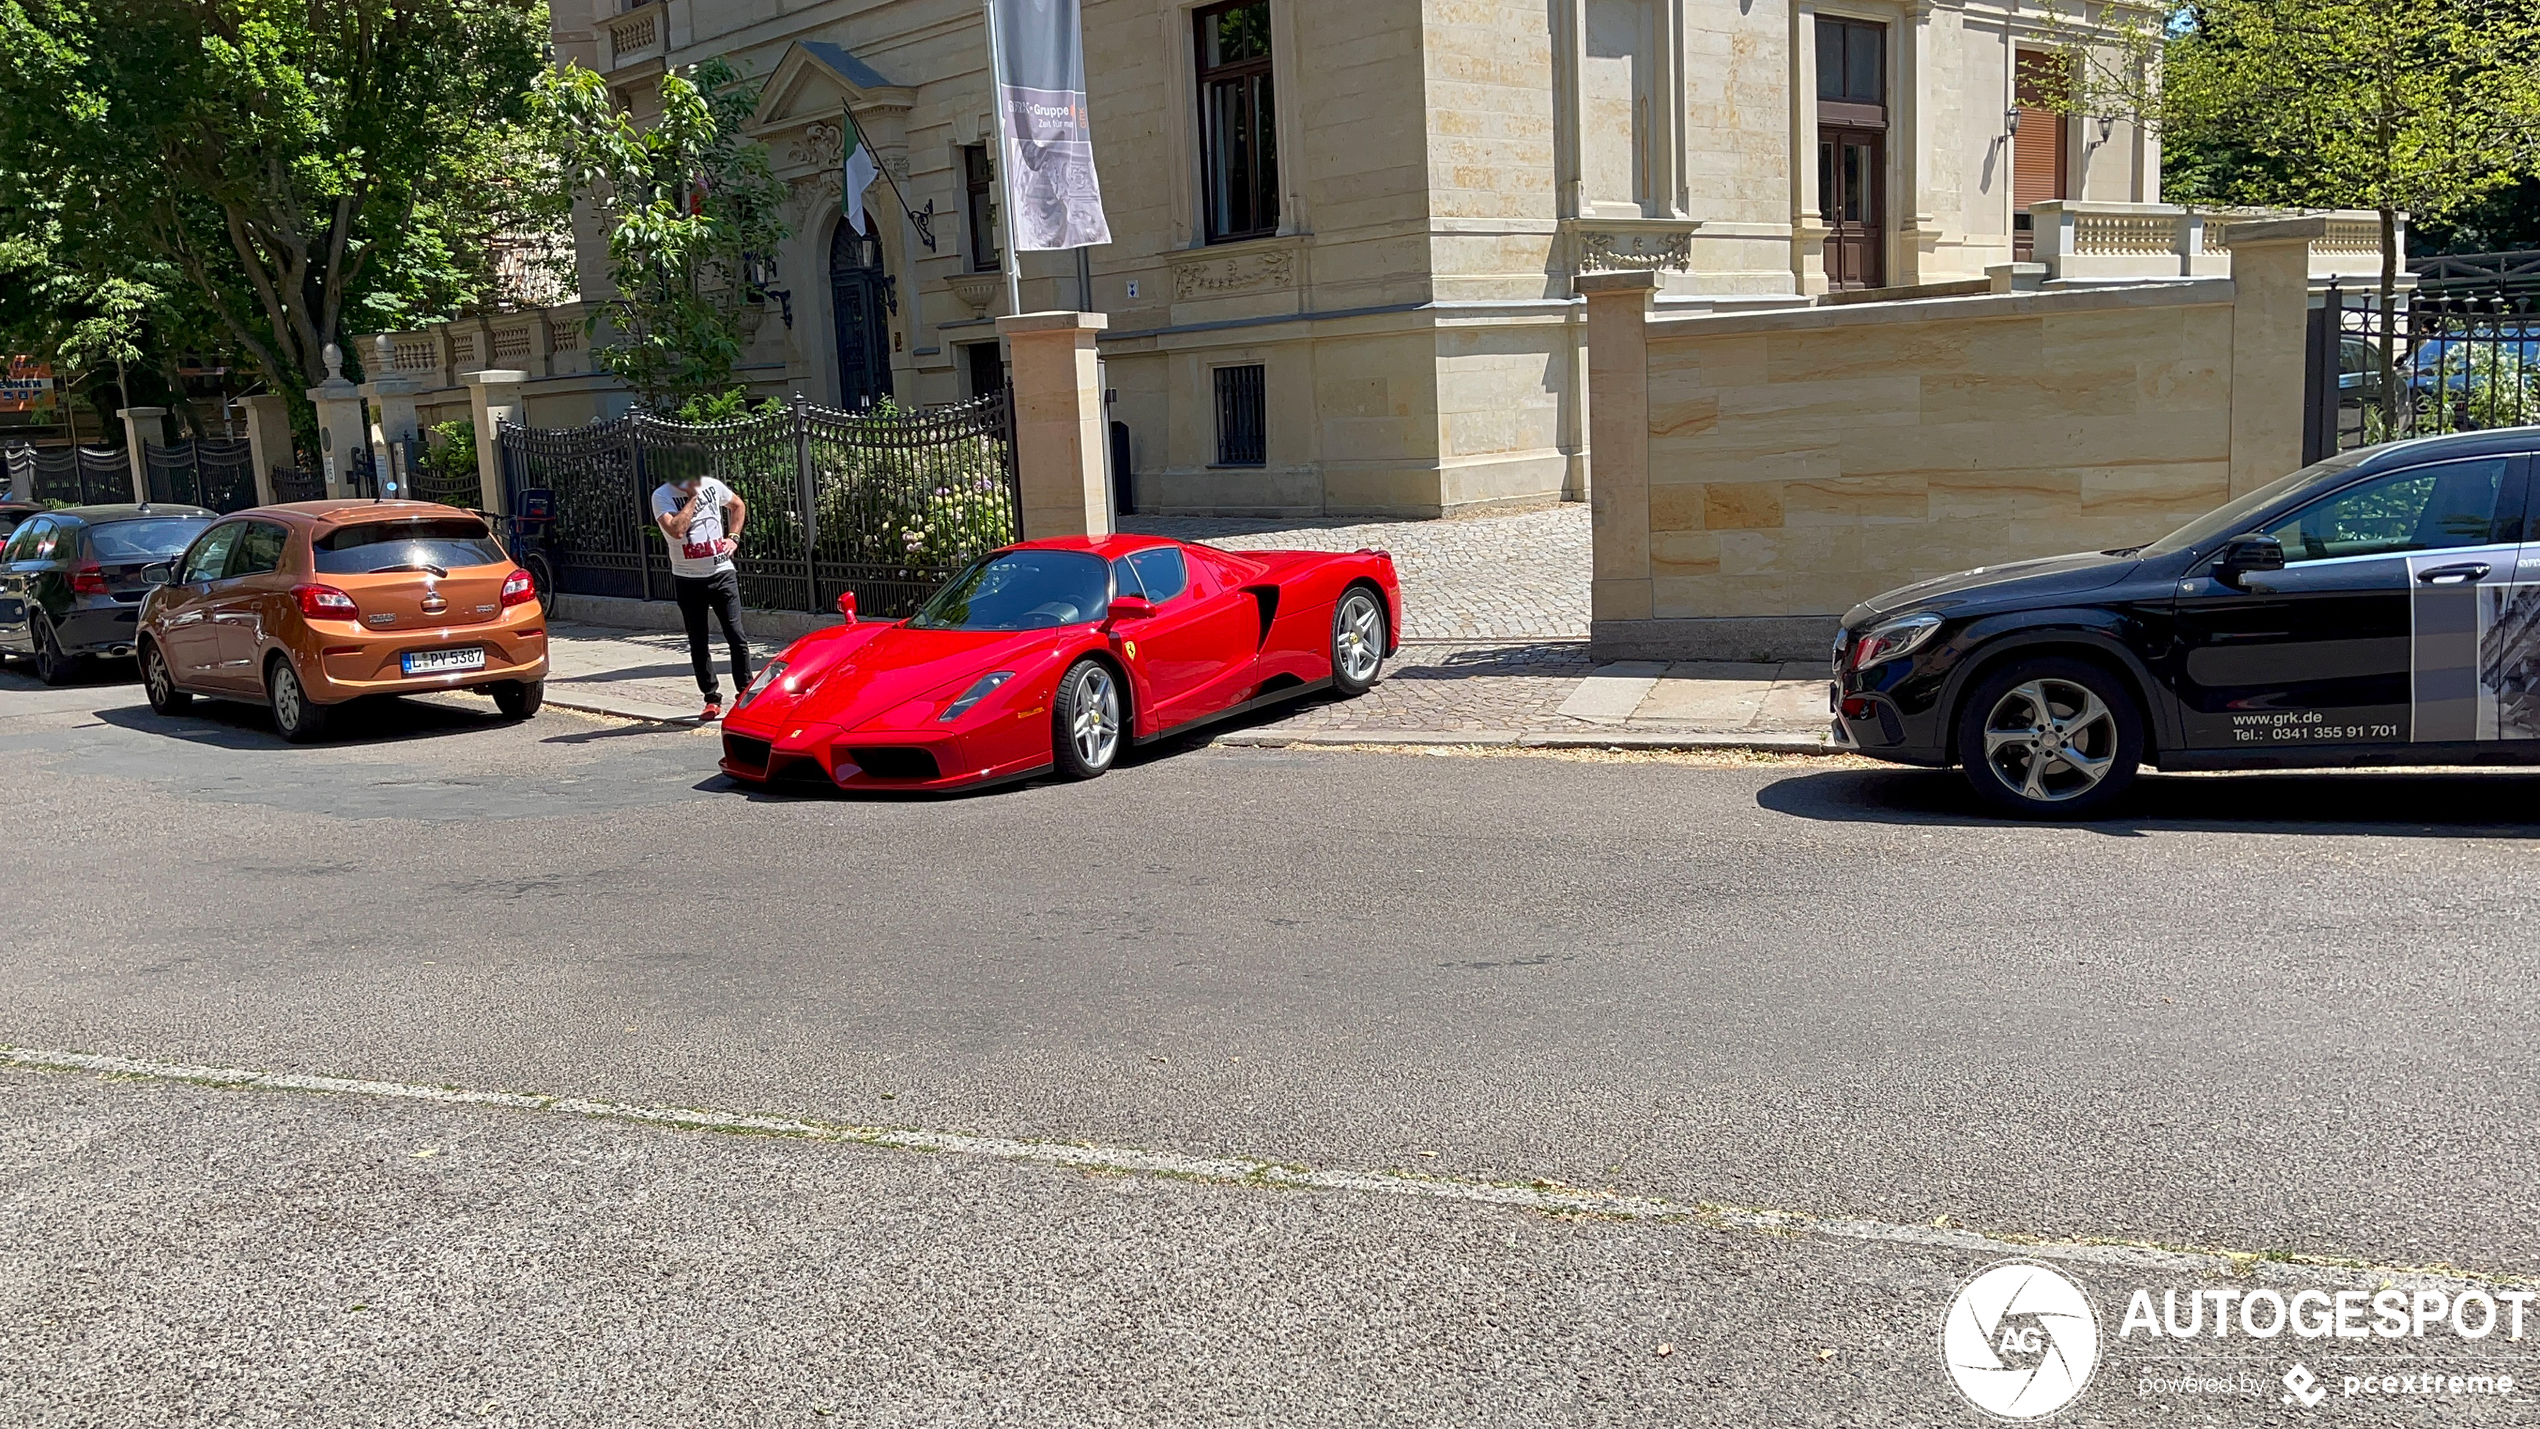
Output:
[989, 0, 1112, 251]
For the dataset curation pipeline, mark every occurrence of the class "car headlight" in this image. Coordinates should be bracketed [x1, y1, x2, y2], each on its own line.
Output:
[1850, 613, 1943, 670]
[940, 671, 1013, 722]
[737, 659, 789, 709]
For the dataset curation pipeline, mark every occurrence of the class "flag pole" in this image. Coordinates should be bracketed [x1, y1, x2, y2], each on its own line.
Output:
[981, 0, 1024, 316]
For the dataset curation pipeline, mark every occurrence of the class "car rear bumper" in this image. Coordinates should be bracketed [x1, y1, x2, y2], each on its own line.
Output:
[716, 723, 1049, 794]
[299, 619, 548, 703]
[58, 600, 146, 656]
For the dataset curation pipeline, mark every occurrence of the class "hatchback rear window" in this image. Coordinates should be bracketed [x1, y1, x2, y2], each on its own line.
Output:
[88, 518, 213, 562]
[313, 518, 506, 575]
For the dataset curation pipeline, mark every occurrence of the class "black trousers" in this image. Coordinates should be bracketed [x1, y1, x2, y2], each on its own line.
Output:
[674, 570, 752, 701]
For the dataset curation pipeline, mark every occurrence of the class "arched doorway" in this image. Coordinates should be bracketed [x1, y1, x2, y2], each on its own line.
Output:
[830, 217, 894, 408]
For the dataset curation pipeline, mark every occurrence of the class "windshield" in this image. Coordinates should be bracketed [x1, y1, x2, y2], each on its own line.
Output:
[2138, 449, 2374, 557]
[313, 518, 506, 575]
[88, 518, 212, 562]
[908, 550, 1109, 630]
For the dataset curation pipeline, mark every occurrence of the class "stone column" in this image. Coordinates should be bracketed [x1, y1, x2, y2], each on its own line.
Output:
[995, 312, 1112, 540]
[2222, 216, 2325, 498]
[463, 369, 529, 514]
[1577, 271, 1657, 651]
[359, 335, 423, 500]
[306, 344, 368, 499]
[117, 406, 167, 503]
[240, 394, 296, 505]
[1786, 0, 1829, 296]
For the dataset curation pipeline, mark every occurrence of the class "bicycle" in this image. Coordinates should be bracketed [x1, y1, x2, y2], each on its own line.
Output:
[483, 487, 558, 616]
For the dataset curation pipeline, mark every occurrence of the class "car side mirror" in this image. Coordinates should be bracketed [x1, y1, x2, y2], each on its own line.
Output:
[835, 590, 858, 622]
[1107, 594, 1156, 624]
[142, 562, 174, 586]
[2216, 533, 2285, 586]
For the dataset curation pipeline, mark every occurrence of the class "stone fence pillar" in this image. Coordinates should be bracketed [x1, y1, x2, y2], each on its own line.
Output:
[995, 311, 1112, 541]
[307, 344, 367, 499]
[1576, 271, 1658, 642]
[359, 335, 422, 499]
[117, 406, 167, 503]
[463, 369, 528, 515]
[2222, 216, 2325, 497]
[240, 394, 295, 505]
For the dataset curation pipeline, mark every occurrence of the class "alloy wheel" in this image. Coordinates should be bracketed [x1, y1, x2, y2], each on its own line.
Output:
[144, 648, 172, 706]
[1981, 678, 2118, 803]
[1071, 665, 1120, 769]
[1335, 592, 1384, 686]
[272, 666, 304, 731]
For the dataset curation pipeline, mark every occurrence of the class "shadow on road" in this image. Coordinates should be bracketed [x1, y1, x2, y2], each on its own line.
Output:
[1759, 765, 2540, 836]
[97, 692, 517, 751]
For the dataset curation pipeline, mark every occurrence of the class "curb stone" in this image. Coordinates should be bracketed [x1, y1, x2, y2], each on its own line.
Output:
[1214, 728, 1837, 754]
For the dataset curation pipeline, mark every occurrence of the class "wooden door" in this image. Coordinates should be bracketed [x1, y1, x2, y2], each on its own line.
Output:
[1819, 127, 1885, 291]
[829, 218, 894, 410]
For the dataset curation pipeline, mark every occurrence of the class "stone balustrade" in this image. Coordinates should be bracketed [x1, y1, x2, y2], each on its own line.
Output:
[2029, 202, 2396, 285]
[349, 303, 598, 393]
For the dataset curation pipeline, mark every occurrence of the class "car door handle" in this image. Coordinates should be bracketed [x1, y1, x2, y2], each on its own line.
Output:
[2418, 562, 2491, 585]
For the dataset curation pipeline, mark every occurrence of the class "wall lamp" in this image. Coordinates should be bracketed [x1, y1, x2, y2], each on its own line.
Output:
[2004, 106, 2022, 136]
[2097, 114, 2116, 143]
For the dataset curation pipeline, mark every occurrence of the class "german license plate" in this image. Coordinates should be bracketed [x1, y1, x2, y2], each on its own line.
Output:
[403, 646, 485, 676]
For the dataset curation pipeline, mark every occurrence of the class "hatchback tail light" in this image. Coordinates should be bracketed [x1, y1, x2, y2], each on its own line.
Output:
[500, 567, 537, 608]
[292, 583, 360, 619]
[69, 561, 108, 595]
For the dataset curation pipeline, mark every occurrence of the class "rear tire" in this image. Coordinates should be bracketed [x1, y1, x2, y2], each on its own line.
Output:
[492, 679, 543, 720]
[266, 655, 331, 743]
[32, 614, 81, 687]
[1051, 658, 1123, 781]
[1955, 656, 2142, 819]
[1330, 587, 1387, 697]
[141, 641, 191, 714]
[522, 552, 556, 615]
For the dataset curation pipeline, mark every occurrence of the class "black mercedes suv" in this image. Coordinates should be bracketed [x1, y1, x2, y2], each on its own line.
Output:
[1832, 428, 2540, 816]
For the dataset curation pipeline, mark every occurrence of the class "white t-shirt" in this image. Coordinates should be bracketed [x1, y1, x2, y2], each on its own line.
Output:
[652, 477, 737, 578]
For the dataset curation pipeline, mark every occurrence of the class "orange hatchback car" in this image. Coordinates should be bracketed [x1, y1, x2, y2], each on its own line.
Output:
[136, 501, 547, 741]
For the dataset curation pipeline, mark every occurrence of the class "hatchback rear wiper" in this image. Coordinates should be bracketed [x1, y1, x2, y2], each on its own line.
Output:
[369, 561, 450, 578]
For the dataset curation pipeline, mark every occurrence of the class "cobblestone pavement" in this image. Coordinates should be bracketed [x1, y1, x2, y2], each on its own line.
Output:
[1122, 502, 1589, 642]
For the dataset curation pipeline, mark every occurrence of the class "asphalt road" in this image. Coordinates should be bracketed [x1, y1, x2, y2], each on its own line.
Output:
[4, 666, 2537, 1426]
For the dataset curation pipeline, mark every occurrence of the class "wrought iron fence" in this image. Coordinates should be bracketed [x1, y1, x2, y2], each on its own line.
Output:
[9, 446, 135, 505]
[271, 467, 327, 503]
[2305, 280, 2540, 461]
[496, 392, 1020, 618]
[409, 453, 482, 509]
[143, 439, 259, 512]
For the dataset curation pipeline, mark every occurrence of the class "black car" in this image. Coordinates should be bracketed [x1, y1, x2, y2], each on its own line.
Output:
[1833, 428, 2540, 816]
[0, 504, 217, 684]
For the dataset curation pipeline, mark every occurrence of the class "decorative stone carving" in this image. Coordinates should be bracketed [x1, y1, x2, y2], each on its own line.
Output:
[1172, 248, 1295, 300]
[788, 122, 844, 170]
[944, 272, 1004, 318]
[1576, 228, 1693, 274]
[786, 172, 843, 225]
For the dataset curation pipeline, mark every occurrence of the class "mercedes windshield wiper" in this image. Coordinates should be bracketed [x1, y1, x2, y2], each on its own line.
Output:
[369, 561, 450, 578]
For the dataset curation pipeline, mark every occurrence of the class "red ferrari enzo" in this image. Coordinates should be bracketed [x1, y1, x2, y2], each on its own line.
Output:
[716, 534, 1401, 792]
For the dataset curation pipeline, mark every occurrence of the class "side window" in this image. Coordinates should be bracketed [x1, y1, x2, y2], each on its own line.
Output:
[2263, 458, 2507, 564]
[180, 524, 242, 584]
[1127, 547, 1190, 603]
[30, 519, 61, 560]
[228, 522, 289, 577]
[1109, 555, 1144, 599]
[4, 517, 48, 561]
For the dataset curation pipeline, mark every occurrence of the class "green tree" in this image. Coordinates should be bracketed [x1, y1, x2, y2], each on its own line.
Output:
[536, 58, 790, 413]
[2051, 0, 2540, 429]
[0, 0, 555, 435]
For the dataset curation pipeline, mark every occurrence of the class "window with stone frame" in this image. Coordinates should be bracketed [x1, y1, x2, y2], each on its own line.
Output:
[964, 144, 1001, 273]
[1194, 0, 1278, 244]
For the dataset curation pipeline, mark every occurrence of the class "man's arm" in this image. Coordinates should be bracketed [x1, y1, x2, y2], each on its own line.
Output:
[723, 490, 747, 541]
[655, 490, 701, 539]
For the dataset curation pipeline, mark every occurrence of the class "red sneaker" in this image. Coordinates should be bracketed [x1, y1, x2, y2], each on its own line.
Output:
[699, 700, 724, 723]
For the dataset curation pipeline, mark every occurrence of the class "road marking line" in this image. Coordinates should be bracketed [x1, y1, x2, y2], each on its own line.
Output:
[0, 1043, 2498, 1290]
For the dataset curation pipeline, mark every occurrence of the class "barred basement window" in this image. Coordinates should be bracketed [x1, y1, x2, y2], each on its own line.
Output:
[1214, 364, 1267, 466]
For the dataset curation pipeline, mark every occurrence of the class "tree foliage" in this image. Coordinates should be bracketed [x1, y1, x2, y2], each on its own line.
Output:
[0, 0, 557, 436]
[535, 58, 790, 414]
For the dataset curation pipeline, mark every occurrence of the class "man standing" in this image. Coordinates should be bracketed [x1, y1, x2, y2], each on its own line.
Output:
[652, 471, 753, 721]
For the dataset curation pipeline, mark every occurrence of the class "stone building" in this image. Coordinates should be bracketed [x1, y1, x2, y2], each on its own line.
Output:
[503, 0, 2164, 517]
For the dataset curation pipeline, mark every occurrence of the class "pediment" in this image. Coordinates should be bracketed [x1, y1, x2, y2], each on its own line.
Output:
[747, 40, 914, 136]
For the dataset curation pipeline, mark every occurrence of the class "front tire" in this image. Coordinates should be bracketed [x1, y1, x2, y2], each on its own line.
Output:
[141, 641, 191, 714]
[1955, 657, 2142, 818]
[1331, 587, 1387, 697]
[492, 679, 543, 720]
[266, 655, 331, 743]
[1051, 657, 1124, 780]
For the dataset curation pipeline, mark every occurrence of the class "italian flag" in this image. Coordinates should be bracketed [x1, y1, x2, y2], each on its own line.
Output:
[842, 109, 877, 235]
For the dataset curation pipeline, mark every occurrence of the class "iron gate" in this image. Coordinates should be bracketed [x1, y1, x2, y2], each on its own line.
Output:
[496, 393, 1021, 618]
[2305, 280, 2540, 461]
[143, 439, 259, 512]
[6, 446, 135, 505]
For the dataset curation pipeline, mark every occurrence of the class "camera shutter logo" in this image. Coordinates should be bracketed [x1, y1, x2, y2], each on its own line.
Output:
[1940, 1261, 2101, 1419]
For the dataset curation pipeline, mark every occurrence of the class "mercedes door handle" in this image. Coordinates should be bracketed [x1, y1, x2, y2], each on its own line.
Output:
[2418, 562, 2491, 585]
